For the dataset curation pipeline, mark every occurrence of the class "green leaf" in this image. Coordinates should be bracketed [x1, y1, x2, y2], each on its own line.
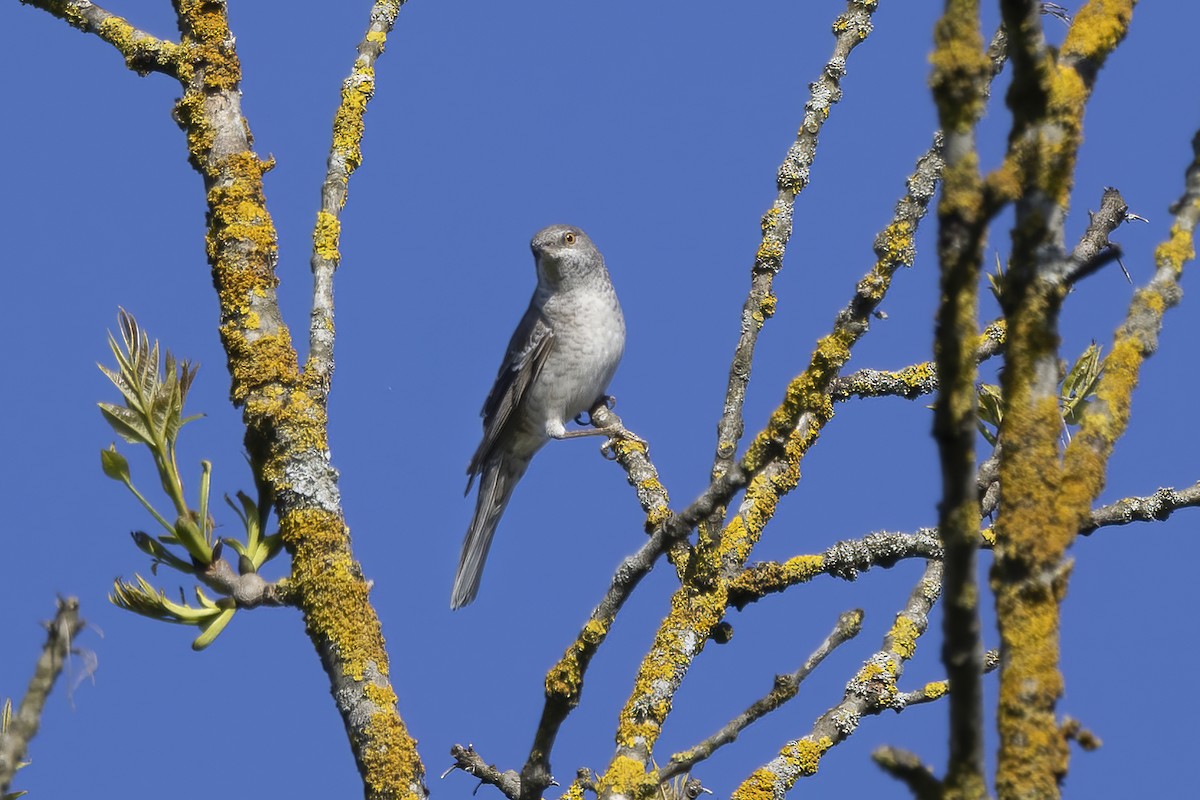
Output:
[197, 461, 213, 550]
[97, 362, 140, 411]
[99, 310, 202, 451]
[257, 533, 285, 569]
[173, 514, 212, 563]
[221, 537, 249, 558]
[110, 575, 222, 625]
[988, 251, 1007, 304]
[225, 491, 257, 529]
[1061, 342, 1104, 427]
[98, 403, 152, 445]
[192, 607, 236, 651]
[130, 531, 196, 574]
[100, 445, 131, 482]
[976, 383, 1004, 446]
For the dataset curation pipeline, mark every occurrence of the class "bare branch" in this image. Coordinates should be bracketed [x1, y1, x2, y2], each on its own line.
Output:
[307, 1, 409, 401]
[991, 3, 1135, 795]
[871, 747, 943, 800]
[0, 598, 86, 794]
[706, 0, 882, 508]
[21, 0, 182, 77]
[660, 610, 863, 781]
[727, 529, 943, 608]
[605, 98, 946, 794]
[446, 745, 521, 800]
[1081, 481, 1200, 534]
[830, 322, 1006, 401]
[1062, 188, 1129, 284]
[731, 561, 943, 798]
[727, 471, 1199, 611]
[895, 649, 1000, 709]
[526, 406, 668, 796]
[928, 4, 998, 792]
[167, 2, 428, 795]
[1060, 717, 1102, 752]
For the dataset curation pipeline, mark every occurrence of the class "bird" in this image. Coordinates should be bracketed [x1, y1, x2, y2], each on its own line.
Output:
[452, 224, 626, 609]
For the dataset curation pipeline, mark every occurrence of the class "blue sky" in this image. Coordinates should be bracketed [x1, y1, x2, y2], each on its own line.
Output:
[1, 1, 1196, 797]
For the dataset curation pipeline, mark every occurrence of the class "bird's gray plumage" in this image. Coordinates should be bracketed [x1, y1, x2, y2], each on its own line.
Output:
[453, 225, 625, 609]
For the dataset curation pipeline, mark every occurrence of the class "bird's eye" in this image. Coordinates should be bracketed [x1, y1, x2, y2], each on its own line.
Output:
[563, 231, 576, 246]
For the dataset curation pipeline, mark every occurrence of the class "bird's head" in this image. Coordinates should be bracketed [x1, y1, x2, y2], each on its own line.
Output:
[531, 224, 606, 289]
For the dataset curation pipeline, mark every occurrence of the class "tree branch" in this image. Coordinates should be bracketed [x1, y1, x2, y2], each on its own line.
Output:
[730, 474, 1200, 612]
[603, 63, 946, 795]
[0, 598, 86, 794]
[20, 0, 182, 77]
[1061, 188, 1129, 284]
[660, 609, 863, 781]
[830, 322, 1006, 401]
[928, 1, 996, 793]
[446, 745, 522, 800]
[167, 2, 425, 796]
[731, 561, 943, 799]
[894, 649, 1000, 709]
[727, 529, 943, 608]
[604, 131, 940, 792]
[705, 0, 881, 511]
[1081, 481, 1200, 534]
[872, 747, 943, 800]
[990, 3, 1134, 797]
[307, 1, 409, 401]
[524, 407, 667, 796]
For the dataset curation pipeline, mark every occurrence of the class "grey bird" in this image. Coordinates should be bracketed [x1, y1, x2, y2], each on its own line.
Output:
[452, 224, 626, 609]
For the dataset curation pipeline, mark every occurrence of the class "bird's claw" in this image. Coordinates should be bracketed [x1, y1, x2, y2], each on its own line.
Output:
[600, 425, 648, 460]
[580, 396, 617, 426]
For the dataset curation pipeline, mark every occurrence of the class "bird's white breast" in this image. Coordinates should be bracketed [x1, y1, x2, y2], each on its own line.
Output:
[528, 284, 625, 434]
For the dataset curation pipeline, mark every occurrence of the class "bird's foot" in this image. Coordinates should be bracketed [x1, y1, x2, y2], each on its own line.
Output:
[576, 396, 618, 426]
[600, 424, 648, 460]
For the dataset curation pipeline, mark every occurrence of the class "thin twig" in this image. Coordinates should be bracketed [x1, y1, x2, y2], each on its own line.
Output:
[830, 322, 1006, 401]
[871, 747, 943, 800]
[307, 1, 409, 401]
[1062, 188, 1129, 284]
[727, 529, 943, 608]
[928, 9, 1004, 794]
[660, 609, 864, 781]
[525, 406, 667, 796]
[446, 744, 522, 800]
[19, 0, 181, 76]
[731, 561, 943, 799]
[606, 128, 943, 789]
[894, 649, 1000, 708]
[705, 0, 881, 500]
[1081, 481, 1200, 534]
[0, 598, 86, 794]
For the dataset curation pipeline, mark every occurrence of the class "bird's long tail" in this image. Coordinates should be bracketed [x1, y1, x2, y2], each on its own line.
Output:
[452, 455, 530, 609]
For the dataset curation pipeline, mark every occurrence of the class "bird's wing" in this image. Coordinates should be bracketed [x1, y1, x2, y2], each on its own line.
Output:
[466, 300, 554, 488]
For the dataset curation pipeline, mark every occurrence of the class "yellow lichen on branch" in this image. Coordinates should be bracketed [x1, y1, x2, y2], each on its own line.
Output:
[990, 5, 1136, 798]
[731, 737, 832, 800]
